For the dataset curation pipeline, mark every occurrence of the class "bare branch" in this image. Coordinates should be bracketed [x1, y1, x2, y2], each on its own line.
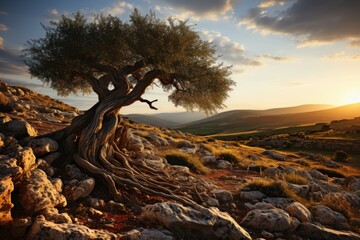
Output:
[139, 98, 158, 110]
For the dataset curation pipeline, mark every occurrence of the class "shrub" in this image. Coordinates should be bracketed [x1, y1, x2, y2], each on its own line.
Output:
[164, 150, 209, 174]
[285, 172, 309, 185]
[218, 151, 238, 163]
[333, 150, 350, 163]
[244, 179, 296, 198]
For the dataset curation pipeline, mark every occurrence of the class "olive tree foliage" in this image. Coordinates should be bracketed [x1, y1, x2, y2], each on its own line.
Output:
[24, 10, 234, 208]
[25, 10, 233, 114]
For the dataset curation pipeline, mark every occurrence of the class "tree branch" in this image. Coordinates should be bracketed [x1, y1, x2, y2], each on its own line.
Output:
[139, 98, 158, 110]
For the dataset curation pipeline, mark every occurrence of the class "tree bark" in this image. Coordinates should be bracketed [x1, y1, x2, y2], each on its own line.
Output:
[48, 71, 209, 210]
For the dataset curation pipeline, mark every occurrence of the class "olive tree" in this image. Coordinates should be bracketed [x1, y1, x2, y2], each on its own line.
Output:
[24, 10, 234, 208]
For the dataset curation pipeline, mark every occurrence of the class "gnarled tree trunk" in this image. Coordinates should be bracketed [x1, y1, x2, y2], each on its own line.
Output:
[47, 69, 207, 210]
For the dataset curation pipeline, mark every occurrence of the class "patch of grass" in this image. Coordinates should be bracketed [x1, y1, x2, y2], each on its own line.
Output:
[163, 150, 209, 174]
[203, 143, 218, 155]
[244, 178, 297, 199]
[315, 168, 346, 178]
[218, 151, 238, 163]
[333, 150, 350, 163]
[319, 197, 354, 219]
[285, 172, 309, 185]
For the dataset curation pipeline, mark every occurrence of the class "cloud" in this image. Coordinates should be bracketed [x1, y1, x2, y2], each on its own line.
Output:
[1, 78, 43, 89]
[200, 31, 261, 73]
[324, 51, 360, 61]
[0, 37, 4, 49]
[241, 0, 360, 47]
[286, 81, 303, 87]
[0, 24, 8, 31]
[259, 54, 292, 61]
[154, 0, 236, 21]
[101, 1, 134, 16]
[0, 48, 28, 76]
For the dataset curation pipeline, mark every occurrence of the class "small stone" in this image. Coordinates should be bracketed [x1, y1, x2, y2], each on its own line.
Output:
[89, 207, 103, 218]
[261, 230, 274, 239]
[217, 160, 232, 169]
[28, 137, 59, 157]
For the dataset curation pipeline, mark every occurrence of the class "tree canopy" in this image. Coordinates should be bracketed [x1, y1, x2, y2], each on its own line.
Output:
[24, 10, 234, 114]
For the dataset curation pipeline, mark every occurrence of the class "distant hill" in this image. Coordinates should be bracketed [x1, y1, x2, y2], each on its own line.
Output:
[178, 103, 360, 135]
[126, 111, 207, 127]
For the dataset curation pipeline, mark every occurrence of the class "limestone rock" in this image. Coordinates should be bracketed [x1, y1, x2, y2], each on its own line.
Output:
[121, 228, 175, 240]
[217, 160, 232, 169]
[0, 176, 14, 224]
[200, 155, 216, 164]
[127, 133, 144, 152]
[28, 216, 117, 240]
[211, 189, 233, 204]
[309, 169, 328, 181]
[285, 202, 312, 223]
[310, 205, 350, 230]
[262, 150, 286, 161]
[14, 147, 36, 173]
[238, 191, 266, 201]
[297, 222, 360, 240]
[0, 155, 22, 179]
[287, 183, 309, 198]
[66, 178, 95, 201]
[140, 202, 251, 240]
[241, 208, 297, 232]
[28, 137, 59, 157]
[345, 176, 360, 192]
[1, 119, 37, 139]
[19, 169, 67, 214]
[42, 207, 73, 223]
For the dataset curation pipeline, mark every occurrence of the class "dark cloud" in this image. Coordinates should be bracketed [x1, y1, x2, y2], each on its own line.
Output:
[242, 0, 360, 46]
[0, 48, 28, 75]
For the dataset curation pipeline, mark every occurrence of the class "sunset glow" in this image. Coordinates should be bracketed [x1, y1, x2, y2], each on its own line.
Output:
[0, 0, 360, 113]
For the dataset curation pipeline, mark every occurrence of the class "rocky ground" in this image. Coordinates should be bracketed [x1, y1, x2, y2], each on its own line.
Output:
[0, 80, 360, 240]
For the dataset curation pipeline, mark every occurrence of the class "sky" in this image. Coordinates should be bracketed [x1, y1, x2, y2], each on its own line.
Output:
[0, 0, 360, 114]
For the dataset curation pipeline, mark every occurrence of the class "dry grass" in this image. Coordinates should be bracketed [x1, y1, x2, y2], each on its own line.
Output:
[244, 178, 298, 199]
[161, 149, 210, 174]
[285, 172, 309, 185]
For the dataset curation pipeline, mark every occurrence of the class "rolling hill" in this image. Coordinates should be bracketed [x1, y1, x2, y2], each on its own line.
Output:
[126, 111, 207, 127]
[178, 103, 360, 135]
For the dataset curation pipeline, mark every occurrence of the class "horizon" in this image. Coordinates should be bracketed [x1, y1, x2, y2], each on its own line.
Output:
[1, 0, 360, 114]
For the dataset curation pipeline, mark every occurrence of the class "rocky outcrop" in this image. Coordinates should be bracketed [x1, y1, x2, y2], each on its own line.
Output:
[140, 202, 252, 240]
[310, 205, 350, 230]
[28, 216, 117, 240]
[19, 169, 67, 214]
[0, 176, 14, 224]
[285, 202, 312, 223]
[297, 222, 360, 240]
[0, 119, 37, 139]
[241, 208, 299, 232]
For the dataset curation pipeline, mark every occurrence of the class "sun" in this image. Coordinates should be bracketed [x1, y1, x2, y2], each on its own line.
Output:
[345, 92, 360, 104]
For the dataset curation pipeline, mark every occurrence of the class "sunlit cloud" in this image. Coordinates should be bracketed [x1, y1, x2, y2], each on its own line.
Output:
[324, 51, 360, 61]
[153, 0, 235, 21]
[0, 37, 4, 49]
[0, 24, 8, 31]
[258, 0, 287, 8]
[258, 54, 293, 62]
[201, 30, 261, 73]
[241, 0, 360, 47]
[102, 1, 134, 16]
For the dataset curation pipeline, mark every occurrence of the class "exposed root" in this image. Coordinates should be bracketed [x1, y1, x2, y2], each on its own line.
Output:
[68, 109, 211, 211]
